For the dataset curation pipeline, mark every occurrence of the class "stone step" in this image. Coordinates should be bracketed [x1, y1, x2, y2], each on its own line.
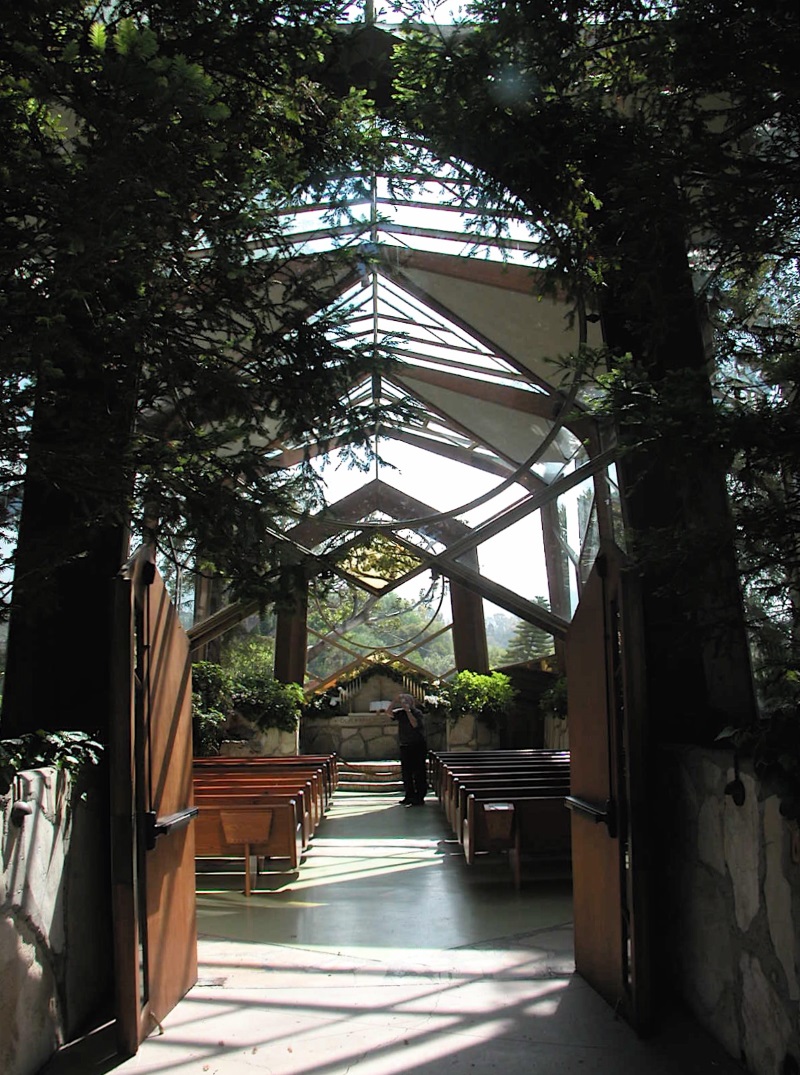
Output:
[336, 761, 403, 793]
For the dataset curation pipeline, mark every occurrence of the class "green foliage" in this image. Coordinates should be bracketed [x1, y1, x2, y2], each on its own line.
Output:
[192, 706, 227, 757]
[717, 702, 800, 821]
[192, 648, 303, 740]
[443, 670, 517, 727]
[222, 636, 275, 682]
[191, 660, 234, 755]
[539, 676, 568, 723]
[222, 635, 302, 732]
[232, 674, 304, 734]
[386, 0, 800, 750]
[0, 0, 409, 624]
[0, 730, 103, 796]
[302, 686, 344, 717]
[192, 660, 233, 714]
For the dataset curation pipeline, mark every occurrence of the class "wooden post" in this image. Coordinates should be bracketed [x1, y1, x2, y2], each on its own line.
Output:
[449, 548, 490, 673]
[274, 568, 309, 685]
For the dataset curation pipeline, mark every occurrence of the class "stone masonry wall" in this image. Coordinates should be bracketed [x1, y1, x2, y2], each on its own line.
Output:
[301, 674, 447, 758]
[659, 745, 800, 1075]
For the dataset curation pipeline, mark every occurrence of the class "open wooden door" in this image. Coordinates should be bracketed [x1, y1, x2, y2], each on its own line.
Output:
[565, 544, 653, 1033]
[110, 547, 198, 1054]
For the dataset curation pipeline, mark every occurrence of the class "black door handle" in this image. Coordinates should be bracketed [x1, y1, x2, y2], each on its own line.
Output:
[565, 795, 617, 837]
[145, 807, 199, 851]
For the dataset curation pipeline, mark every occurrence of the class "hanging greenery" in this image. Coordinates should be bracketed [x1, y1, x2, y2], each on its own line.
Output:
[0, 730, 104, 797]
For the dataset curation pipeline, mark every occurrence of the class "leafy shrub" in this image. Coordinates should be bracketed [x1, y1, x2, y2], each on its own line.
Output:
[192, 661, 233, 713]
[232, 673, 304, 732]
[0, 730, 104, 796]
[303, 687, 344, 717]
[191, 654, 303, 742]
[192, 700, 228, 757]
[443, 670, 517, 726]
[191, 661, 234, 755]
[539, 675, 568, 722]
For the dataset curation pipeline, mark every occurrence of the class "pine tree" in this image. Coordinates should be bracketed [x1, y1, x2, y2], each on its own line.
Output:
[501, 611, 554, 665]
[0, 1, 393, 735]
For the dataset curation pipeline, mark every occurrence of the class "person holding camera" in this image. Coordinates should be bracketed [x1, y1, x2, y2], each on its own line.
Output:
[389, 692, 428, 807]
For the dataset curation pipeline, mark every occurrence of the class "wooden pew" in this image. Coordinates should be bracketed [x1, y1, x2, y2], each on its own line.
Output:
[429, 750, 568, 799]
[462, 791, 572, 889]
[194, 784, 314, 848]
[432, 755, 569, 829]
[193, 772, 323, 834]
[450, 772, 571, 841]
[429, 750, 571, 887]
[193, 755, 338, 805]
[192, 754, 337, 894]
[442, 763, 570, 834]
[194, 797, 303, 896]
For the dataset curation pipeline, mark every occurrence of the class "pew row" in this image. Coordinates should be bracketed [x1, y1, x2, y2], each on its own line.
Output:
[194, 798, 303, 897]
[462, 792, 572, 890]
[192, 754, 337, 894]
[429, 750, 569, 800]
[429, 750, 571, 887]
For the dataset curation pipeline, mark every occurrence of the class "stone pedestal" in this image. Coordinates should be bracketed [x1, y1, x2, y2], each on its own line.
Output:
[446, 713, 499, 751]
[220, 724, 299, 757]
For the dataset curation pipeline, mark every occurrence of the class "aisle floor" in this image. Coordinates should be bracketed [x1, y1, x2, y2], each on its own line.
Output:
[43, 791, 744, 1075]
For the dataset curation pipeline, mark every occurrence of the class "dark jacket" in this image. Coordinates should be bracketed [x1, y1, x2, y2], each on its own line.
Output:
[391, 703, 426, 746]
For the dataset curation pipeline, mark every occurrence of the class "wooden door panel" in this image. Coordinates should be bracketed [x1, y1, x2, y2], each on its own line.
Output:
[566, 548, 651, 1033]
[566, 564, 625, 1010]
[111, 550, 197, 1051]
[142, 567, 197, 1025]
[571, 815, 622, 1004]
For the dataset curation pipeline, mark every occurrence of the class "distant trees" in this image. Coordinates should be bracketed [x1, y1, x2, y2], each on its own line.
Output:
[306, 576, 454, 681]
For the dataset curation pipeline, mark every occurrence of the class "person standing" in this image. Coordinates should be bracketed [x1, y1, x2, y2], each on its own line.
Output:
[389, 692, 428, 806]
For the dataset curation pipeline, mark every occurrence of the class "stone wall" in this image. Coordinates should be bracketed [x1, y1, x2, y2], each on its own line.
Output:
[302, 711, 400, 761]
[0, 768, 113, 1075]
[301, 674, 447, 759]
[659, 745, 800, 1075]
[219, 721, 299, 757]
[445, 713, 500, 752]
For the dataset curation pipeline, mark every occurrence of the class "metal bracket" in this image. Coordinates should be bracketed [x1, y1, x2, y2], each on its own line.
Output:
[565, 795, 618, 838]
[145, 807, 198, 851]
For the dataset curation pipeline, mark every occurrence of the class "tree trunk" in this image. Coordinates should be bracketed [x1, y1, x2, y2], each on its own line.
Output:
[600, 217, 756, 742]
[1, 365, 136, 739]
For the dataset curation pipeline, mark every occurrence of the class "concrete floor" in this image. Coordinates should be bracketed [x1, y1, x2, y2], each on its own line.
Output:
[42, 791, 745, 1075]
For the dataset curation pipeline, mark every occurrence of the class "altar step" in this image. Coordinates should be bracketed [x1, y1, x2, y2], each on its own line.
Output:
[336, 760, 403, 793]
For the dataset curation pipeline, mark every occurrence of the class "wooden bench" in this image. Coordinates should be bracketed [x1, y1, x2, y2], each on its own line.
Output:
[193, 755, 338, 805]
[194, 783, 314, 848]
[194, 797, 303, 896]
[462, 791, 572, 889]
[192, 754, 336, 894]
[442, 764, 571, 834]
[429, 750, 568, 799]
[193, 772, 324, 835]
[433, 756, 569, 829]
[449, 772, 571, 842]
[429, 750, 571, 887]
